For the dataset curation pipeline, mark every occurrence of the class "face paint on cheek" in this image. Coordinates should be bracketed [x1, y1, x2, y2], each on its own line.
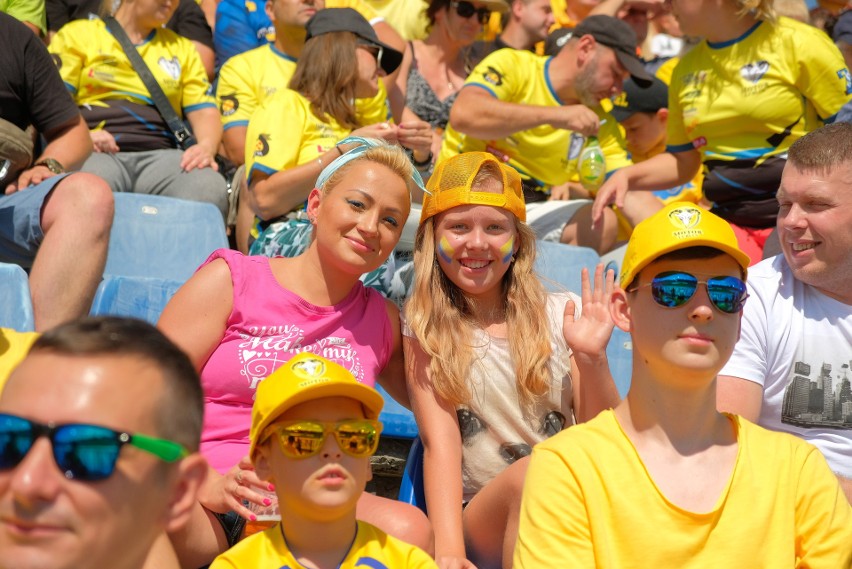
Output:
[500, 235, 515, 264]
[438, 236, 455, 264]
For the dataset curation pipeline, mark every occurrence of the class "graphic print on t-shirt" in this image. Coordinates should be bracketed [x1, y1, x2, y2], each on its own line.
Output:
[781, 331, 852, 429]
[237, 324, 364, 392]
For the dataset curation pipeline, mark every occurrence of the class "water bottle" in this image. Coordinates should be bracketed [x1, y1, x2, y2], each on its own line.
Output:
[578, 135, 606, 192]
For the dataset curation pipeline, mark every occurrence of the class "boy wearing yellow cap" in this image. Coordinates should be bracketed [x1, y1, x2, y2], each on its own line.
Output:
[513, 202, 852, 568]
[210, 353, 437, 568]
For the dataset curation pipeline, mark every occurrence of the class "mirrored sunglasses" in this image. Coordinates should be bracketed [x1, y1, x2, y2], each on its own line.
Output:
[264, 419, 382, 459]
[0, 413, 189, 481]
[629, 271, 748, 314]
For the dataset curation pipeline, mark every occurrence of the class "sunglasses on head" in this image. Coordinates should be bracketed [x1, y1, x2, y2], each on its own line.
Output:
[450, 1, 492, 25]
[0, 413, 189, 482]
[629, 271, 748, 314]
[264, 419, 382, 459]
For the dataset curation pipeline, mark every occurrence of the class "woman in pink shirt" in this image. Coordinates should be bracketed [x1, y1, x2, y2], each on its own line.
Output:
[158, 138, 431, 567]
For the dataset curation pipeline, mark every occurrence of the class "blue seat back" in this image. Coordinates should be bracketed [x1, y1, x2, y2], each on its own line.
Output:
[0, 263, 34, 331]
[398, 436, 427, 514]
[90, 275, 183, 325]
[105, 194, 228, 281]
[606, 327, 633, 397]
[534, 240, 602, 293]
[374, 383, 418, 439]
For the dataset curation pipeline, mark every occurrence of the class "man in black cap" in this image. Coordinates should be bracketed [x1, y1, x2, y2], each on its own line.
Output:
[439, 14, 660, 254]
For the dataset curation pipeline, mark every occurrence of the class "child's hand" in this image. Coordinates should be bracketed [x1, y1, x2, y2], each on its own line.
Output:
[201, 456, 274, 520]
[562, 264, 615, 359]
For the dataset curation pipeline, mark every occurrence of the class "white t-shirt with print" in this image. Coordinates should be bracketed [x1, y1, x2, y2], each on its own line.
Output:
[721, 255, 852, 477]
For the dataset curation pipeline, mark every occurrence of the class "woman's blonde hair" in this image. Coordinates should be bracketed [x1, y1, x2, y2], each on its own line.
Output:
[735, 0, 777, 23]
[319, 140, 419, 198]
[406, 164, 553, 408]
[289, 31, 361, 130]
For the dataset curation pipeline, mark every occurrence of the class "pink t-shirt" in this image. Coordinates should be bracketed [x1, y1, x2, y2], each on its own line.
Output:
[198, 249, 393, 473]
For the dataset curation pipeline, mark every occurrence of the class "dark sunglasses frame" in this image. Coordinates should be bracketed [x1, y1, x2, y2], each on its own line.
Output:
[0, 413, 189, 481]
[450, 1, 492, 25]
[357, 41, 384, 69]
[628, 271, 748, 314]
[263, 419, 383, 460]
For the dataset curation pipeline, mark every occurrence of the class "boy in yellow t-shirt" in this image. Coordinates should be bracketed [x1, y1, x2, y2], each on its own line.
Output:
[210, 353, 437, 569]
[514, 202, 852, 568]
[610, 76, 705, 206]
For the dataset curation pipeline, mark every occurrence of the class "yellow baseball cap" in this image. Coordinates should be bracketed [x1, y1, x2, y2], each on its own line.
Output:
[249, 353, 384, 459]
[619, 202, 751, 289]
[420, 152, 526, 223]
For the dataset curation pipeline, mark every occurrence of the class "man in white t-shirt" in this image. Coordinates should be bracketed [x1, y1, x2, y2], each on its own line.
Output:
[718, 122, 852, 503]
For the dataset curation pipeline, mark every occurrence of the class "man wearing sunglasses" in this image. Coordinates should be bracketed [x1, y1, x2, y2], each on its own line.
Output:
[718, 123, 852, 505]
[514, 201, 852, 567]
[0, 317, 208, 569]
[210, 352, 436, 568]
[440, 15, 660, 255]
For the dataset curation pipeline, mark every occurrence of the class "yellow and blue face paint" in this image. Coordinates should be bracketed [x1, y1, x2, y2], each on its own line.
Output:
[499, 236, 514, 264]
[438, 236, 455, 264]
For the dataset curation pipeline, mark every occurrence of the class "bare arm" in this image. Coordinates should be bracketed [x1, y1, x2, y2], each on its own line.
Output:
[157, 258, 234, 371]
[563, 265, 622, 423]
[404, 336, 473, 567]
[191, 40, 216, 83]
[221, 125, 247, 166]
[716, 375, 763, 423]
[373, 20, 406, 122]
[591, 148, 702, 223]
[377, 300, 411, 409]
[448, 86, 600, 141]
[8, 115, 93, 193]
[248, 146, 343, 220]
[185, 106, 222, 157]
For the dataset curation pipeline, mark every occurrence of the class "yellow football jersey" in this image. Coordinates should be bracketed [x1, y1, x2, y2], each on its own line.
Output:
[210, 521, 438, 568]
[49, 18, 214, 117]
[216, 44, 391, 133]
[668, 18, 850, 158]
[439, 49, 630, 192]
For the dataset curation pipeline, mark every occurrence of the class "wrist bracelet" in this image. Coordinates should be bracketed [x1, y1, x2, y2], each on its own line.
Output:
[412, 151, 432, 168]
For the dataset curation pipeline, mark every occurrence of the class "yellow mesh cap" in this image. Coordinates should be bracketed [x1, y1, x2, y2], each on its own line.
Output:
[421, 152, 526, 223]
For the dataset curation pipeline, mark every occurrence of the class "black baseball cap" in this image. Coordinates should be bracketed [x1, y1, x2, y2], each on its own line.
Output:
[573, 15, 653, 88]
[305, 8, 403, 76]
[610, 76, 668, 122]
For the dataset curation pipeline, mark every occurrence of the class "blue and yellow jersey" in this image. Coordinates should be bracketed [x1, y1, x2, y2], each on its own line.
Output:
[440, 48, 630, 192]
[667, 17, 851, 222]
[49, 18, 214, 118]
[210, 521, 437, 568]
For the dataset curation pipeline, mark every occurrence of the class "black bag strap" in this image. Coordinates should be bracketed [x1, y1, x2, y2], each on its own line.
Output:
[104, 16, 197, 149]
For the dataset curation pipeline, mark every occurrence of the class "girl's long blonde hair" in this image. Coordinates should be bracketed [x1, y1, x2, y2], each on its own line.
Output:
[406, 166, 553, 408]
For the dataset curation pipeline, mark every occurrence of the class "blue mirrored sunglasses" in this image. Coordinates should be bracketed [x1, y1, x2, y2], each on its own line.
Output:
[629, 271, 748, 314]
[0, 413, 189, 481]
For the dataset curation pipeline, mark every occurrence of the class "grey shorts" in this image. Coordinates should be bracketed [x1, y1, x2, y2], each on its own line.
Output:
[0, 173, 71, 268]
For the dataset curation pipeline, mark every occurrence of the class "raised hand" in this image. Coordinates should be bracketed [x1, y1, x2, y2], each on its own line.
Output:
[562, 263, 616, 358]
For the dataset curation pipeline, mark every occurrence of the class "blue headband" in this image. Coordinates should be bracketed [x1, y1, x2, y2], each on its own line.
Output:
[315, 136, 428, 196]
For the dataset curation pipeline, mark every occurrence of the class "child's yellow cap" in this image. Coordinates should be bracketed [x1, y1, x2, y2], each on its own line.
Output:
[620, 202, 751, 289]
[421, 152, 527, 223]
[249, 353, 384, 459]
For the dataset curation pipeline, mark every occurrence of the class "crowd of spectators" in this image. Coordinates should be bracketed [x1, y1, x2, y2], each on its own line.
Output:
[1, 0, 851, 568]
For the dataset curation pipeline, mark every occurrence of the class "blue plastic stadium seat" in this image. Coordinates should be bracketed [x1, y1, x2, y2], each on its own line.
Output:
[0, 262, 34, 331]
[534, 240, 602, 294]
[607, 327, 633, 397]
[89, 275, 184, 325]
[374, 383, 418, 439]
[398, 436, 427, 514]
[105, 193, 228, 281]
